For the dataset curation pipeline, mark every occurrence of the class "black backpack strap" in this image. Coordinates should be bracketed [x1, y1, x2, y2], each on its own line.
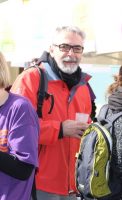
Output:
[34, 65, 54, 118]
[34, 65, 47, 118]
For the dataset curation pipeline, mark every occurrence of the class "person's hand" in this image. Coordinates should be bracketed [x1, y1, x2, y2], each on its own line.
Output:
[62, 120, 89, 139]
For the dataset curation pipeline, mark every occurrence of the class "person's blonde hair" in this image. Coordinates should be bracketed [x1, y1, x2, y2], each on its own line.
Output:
[107, 66, 122, 95]
[0, 52, 10, 88]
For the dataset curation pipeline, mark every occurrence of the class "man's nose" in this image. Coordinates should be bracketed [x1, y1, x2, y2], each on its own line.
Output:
[67, 48, 75, 55]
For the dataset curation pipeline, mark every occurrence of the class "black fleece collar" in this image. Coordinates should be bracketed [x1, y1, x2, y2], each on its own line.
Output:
[37, 51, 81, 89]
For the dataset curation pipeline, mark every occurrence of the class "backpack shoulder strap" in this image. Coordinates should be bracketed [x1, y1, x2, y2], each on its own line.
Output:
[24, 65, 47, 118]
[34, 65, 54, 118]
[98, 104, 122, 122]
[97, 104, 109, 122]
[25, 65, 54, 118]
[34, 65, 47, 118]
[108, 111, 122, 123]
[97, 104, 122, 130]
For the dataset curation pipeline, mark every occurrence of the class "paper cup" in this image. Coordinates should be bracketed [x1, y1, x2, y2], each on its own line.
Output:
[76, 113, 89, 123]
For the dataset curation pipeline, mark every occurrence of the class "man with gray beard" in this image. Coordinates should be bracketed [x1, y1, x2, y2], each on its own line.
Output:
[11, 26, 96, 200]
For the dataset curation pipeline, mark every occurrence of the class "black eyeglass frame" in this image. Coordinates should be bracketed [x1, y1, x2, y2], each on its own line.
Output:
[53, 43, 84, 53]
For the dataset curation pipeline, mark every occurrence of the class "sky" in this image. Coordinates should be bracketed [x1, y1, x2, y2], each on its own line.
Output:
[81, 64, 120, 114]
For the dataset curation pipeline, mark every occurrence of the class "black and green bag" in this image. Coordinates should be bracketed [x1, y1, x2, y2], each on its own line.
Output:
[76, 104, 122, 199]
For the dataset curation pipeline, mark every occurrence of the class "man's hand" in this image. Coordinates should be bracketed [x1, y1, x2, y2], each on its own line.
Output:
[62, 120, 89, 139]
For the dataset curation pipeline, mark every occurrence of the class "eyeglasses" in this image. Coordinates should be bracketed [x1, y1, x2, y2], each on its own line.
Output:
[53, 43, 84, 53]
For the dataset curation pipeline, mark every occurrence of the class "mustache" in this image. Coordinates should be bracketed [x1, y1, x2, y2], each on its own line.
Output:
[62, 57, 77, 62]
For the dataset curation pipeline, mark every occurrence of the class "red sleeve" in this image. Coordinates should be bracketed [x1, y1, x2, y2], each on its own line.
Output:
[39, 119, 61, 145]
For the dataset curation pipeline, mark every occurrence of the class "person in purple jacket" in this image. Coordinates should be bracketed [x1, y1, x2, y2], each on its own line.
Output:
[0, 51, 39, 200]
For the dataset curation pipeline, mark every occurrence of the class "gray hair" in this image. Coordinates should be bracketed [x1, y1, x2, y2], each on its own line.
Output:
[0, 52, 10, 88]
[56, 26, 85, 39]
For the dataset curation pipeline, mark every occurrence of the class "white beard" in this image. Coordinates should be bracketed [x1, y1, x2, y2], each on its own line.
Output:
[58, 63, 78, 74]
[57, 56, 79, 74]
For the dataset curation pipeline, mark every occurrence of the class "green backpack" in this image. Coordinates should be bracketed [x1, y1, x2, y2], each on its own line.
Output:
[75, 104, 122, 199]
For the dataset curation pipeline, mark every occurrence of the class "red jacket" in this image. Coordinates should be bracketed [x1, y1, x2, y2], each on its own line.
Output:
[11, 63, 92, 195]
